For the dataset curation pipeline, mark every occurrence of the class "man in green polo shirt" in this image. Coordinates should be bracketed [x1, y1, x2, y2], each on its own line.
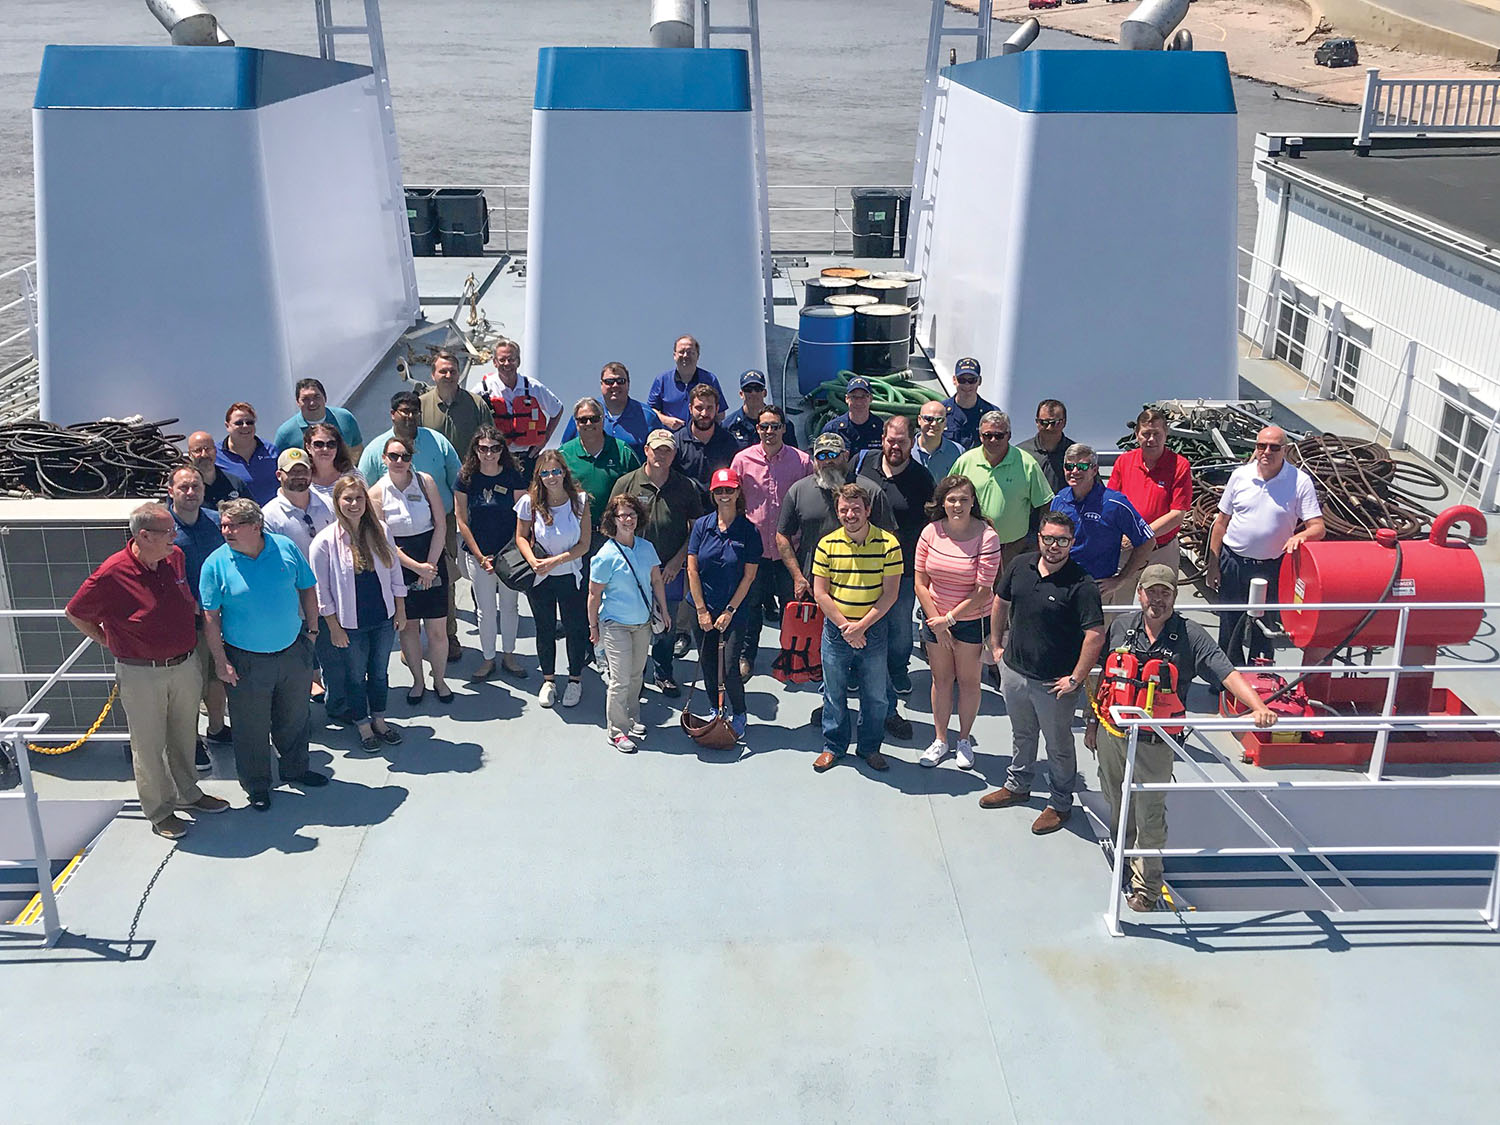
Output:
[561, 396, 642, 529]
[811, 483, 902, 774]
[951, 409, 1053, 566]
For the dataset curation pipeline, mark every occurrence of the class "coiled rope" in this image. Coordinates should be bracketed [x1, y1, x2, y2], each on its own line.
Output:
[0, 417, 185, 499]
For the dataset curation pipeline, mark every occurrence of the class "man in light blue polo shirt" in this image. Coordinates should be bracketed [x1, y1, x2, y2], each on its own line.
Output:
[1048, 442, 1155, 606]
[272, 378, 364, 458]
[358, 390, 462, 509]
[200, 497, 330, 809]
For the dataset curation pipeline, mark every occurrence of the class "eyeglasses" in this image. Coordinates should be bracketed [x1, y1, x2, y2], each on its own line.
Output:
[576, 416, 601, 426]
[1039, 534, 1073, 547]
[956, 376, 979, 385]
[601, 378, 626, 387]
[1063, 461, 1094, 472]
[614, 509, 637, 519]
[757, 422, 783, 432]
[814, 450, 841, 462]
[979, 432, 1010, 442]
[1255, 442, 1284, 452]
[384, 451, 412, 462]
[539, 468, 564, 479]
[476, 444, 503, 454]
[309, 439, 338, 450]
[1036, 418, 1064, 428]
[139, 525, 174, 537]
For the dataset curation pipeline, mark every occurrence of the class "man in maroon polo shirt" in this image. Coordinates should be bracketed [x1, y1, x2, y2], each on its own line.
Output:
[66, 502, 230, 839]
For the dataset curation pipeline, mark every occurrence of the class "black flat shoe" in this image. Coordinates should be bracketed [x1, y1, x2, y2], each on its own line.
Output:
[433, 685, 454, 704]
[291, 771, 330, 788]
[248, 793, 271, 811]
[406, 687, 425, 705]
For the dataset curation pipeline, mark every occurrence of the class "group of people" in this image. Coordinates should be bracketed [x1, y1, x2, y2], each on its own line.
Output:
[67, 340, 1322, 912]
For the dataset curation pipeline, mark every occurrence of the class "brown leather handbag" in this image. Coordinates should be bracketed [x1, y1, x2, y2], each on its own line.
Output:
[680, 639, 738, 750]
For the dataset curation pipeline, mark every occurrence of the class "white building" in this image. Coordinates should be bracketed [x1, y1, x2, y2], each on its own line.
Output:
[1244, 84, 1500, 509]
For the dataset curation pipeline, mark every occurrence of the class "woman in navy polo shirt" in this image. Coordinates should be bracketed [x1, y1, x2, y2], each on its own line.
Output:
[686, 468, 762, 738]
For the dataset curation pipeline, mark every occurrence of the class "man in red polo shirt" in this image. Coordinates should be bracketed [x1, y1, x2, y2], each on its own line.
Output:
[66, 502, 230, 839]
[1108, 406, 1193, 576]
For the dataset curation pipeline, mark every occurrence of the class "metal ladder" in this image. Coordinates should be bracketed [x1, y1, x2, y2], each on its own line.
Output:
[908, 0, 993, 277]
[697, 0, 775, 328]
[313, 0, 420, 322]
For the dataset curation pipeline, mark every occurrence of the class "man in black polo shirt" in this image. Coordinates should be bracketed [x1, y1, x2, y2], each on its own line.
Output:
[980, 510, 1105, 834]
[857, 414, 934, 740]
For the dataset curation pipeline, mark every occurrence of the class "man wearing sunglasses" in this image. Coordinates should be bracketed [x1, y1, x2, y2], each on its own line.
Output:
[1046, 443, 1155, 607]
[1017, 398, 1075, 493]
[561, 396, 643, 531]
[724, 369, 799, 452]
[951, 410, 1053, 567]
[941, 357, 997, 449]
[1206, 425, 1324, 664]
[913, 401, 962, 479]
[559, 361, 653, 460]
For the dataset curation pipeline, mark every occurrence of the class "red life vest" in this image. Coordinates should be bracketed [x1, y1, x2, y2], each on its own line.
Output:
[488, 377, 550, 448]
[1093, 645, 1186, 737]
[771, 599, 824, 684]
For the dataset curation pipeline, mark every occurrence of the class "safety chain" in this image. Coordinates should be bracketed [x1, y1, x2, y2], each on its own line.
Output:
[27, 683, 118, 755]
[125, 842, 178, 957]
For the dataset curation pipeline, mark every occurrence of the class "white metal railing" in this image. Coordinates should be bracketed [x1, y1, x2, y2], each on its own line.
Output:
[0, 613, 127, 745]
[1357, 68, 1500, 146]
[0, 711, 65, 947]
[1236, 242, 1500, 510]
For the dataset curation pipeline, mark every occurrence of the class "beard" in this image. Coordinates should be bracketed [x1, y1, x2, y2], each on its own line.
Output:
[815, 465, 845, 491]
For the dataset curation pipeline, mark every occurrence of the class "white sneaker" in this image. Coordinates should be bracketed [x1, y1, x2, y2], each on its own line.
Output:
[955, 737, 976, 770]
[920, 738, 950, 768]
[610, 732, 637, 753]
[561, 680, 582, 707]
[538, 681, 556, 708]
[630, 722, 647, 738]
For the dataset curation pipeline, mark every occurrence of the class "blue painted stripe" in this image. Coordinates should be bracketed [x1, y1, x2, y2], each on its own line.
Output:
[35, 46, 369, 110]
[1165, 854, 1494, 874]
[534, 47, 750, 112]
[944, 49, 1235, 115]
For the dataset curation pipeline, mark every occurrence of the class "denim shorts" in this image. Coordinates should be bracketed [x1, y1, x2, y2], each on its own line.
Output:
[921, 617, 984, 646]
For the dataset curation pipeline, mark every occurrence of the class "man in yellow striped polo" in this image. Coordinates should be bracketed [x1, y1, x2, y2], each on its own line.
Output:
[811, 483, 903, 773]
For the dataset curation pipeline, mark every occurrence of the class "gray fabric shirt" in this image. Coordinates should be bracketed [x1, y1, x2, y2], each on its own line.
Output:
[776, 473, 893, 574]
[1106, 610, 1235, 691]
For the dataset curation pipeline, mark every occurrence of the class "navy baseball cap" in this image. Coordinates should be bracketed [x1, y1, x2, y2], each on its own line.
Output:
[955, 357, 981, 377]
[740, 369, 767, 389]
[845, 376, 873, 395]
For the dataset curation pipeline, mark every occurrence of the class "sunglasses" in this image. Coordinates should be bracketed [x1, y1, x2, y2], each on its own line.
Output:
[979, 432, 1010, 441]
[601, 378, 626, 387]
[476, 444, 503, 454]
[757, 422, 783, 432]
[814, 450, 842, 462]
[229, 418, 256, 427]
[576, 417, 601, 426]
[539, 468, 564, 478]
[1039, 534, 1073, 547]
[309, 439, 338, 450]
[956, 376, 979, 385]
[1036, 418, 1064, 428]
[1063, 462, 1094, 472]
[1255, 442, 1284, 452]
[384, 451, 412, 462]
[918, 415, 945, 424]
[711, 488, 737, 497]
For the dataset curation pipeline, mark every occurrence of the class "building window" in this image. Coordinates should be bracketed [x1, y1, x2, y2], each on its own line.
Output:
[1329, 320, 1371, 407]
[1273, 295, 1310, 370]
[1435, 396, 1492, 484]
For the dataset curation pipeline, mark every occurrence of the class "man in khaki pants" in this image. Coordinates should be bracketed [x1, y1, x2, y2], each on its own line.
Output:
[66, 502, 229, 838]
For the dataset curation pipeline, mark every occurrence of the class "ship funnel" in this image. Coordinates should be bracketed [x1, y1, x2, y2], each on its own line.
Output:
[1001, 19, 1041, 55]
[1120, 0, 1190, 51]
[146, 0, 233, 45]
[650, 0, 696, 48]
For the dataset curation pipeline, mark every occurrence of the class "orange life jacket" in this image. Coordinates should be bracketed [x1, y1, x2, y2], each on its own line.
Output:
[772, 599, 824, 684]
[488, 377, 551, 448]
[1094, 641, 1186, 737]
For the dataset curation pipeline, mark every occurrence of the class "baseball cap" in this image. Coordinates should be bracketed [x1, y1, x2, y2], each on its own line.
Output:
[739, 369, 767, 390]
[845, 376, 873, 395]
[645, 429, 676, 450]
[277, 448, 311, 472]
[955, 357, 981, 377]
[710, 467, 741, 491]
[1139, 564, 1179, 591]
[813, 432, 847, 456]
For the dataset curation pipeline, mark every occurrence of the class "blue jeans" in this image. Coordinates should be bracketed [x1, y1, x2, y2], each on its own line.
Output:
[885, 574, 916, 708]
[315, 628, 348, 718]
[334, 618, 395, 723]
[820, 615, 890, 759]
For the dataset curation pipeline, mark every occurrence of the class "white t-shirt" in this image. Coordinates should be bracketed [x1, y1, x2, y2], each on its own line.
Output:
[514, 491, 588, 584]
[1218, 461, 1321, 560]
[375, 474, 437, 538]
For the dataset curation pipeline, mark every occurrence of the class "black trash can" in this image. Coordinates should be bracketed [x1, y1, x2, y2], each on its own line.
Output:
[851, 187, 899, 258]
[435, 188, 490, 256]
[893, 187, 912, 257]
[405, 188, 437, 257]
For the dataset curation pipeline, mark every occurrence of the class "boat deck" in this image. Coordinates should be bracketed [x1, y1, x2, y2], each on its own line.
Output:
[6, 256, 1500, 1122]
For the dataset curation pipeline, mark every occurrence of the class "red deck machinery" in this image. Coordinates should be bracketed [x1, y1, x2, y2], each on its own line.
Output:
[1228, 505, 1500, 767]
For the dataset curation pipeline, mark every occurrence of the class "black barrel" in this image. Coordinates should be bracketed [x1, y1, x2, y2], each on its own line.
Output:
[851, 188, 900, 257]
[893, 187, 912, 256]
[405, 188, 437, 257]
[875, 270, 922, 346]
[435, 188, 490, 256]
[853, 303, 912, 376]
[857, 277, 908, 306]
[804, 275, 857, 306]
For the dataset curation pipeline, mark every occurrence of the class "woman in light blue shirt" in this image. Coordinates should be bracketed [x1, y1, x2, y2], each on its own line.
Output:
[588, 494, 670, 753]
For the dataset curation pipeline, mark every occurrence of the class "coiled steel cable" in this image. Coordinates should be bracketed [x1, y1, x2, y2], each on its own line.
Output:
[0, 417, 185, 499]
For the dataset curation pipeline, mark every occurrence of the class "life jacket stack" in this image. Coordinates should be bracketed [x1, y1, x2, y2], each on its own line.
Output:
[1093, 648, 1185, 737]
[488, 378, 551, 449]
[771, 599, 823, 684]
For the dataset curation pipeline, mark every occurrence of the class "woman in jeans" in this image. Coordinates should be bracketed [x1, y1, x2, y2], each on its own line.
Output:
[588, 494, 670, 752]
[369, 436, 451, 704]
[514, 450, 592, 708]
[310, 475, 407, 749]
[914, 474, 1002, 770]
[303, 422, 359, 506]
[685, 468, 761, 738]
[455, 426, 529, 681]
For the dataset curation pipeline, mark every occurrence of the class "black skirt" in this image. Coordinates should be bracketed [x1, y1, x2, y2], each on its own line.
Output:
[395, 528, 449, 619]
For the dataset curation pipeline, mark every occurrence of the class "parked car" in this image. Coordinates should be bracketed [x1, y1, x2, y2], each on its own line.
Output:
[1029, 0, 1062, 8]
[1065, 0, 1088, 5]
[1314, 38, 1359, 67]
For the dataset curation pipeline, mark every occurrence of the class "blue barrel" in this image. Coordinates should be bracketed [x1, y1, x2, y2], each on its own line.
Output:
[798, 306, 854, 395]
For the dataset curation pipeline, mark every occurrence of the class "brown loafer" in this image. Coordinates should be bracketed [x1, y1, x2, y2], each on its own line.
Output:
[1126, 891, 1160, 913]
[152, 814, 189, 839]
[814, 751, 840, 772]
[1031, 807, 1072, 835]
[978, 786, 1029, 809]
[186, 793, 229, 814]
[863, 751, 890, 771]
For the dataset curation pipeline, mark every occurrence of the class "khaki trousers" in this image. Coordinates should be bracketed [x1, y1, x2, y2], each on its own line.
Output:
[115, 653, 205, 824]
[599, 621, 652, 737]
[1095, 725, 1175, 898]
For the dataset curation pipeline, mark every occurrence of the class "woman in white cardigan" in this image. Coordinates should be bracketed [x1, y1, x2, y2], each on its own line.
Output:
[310, 475, 408, 750]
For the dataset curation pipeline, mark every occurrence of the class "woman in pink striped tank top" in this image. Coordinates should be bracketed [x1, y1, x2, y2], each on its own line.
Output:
[914, 475, 1002, 769]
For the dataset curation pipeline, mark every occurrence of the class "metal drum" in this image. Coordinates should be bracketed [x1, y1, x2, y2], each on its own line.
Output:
[825, 293, 879, 310]
[853, 303, 912, 377]
[875, 270, 922, 346]
[799, 305, 855, 394]
[856, 277, 909, 306]
[803, 275, 857, 306]
[821, 266, 871, 281]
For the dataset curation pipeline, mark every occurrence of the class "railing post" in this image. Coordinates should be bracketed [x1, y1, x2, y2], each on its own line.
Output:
[1485, 839, 1500, 931]
[1356, 67, 1381, 149]
[501, 185, 511, 256]
[1367, 606, 1409, 781]
[5, 729, 62, 947]
[1104, 717, 1139, 937]
[1387, 340, 1419, 451]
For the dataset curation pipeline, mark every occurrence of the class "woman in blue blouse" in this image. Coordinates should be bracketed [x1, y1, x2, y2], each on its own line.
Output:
[455, 426, 530, 681]
[686, 467, 762, 738]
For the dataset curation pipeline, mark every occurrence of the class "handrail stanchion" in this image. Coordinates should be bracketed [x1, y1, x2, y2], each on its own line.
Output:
[1486, 840, 1500, 931]
[1367, 605, 1410, 781]
[3, 721, 62, 947]
[1104, 717, 1140, 937]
